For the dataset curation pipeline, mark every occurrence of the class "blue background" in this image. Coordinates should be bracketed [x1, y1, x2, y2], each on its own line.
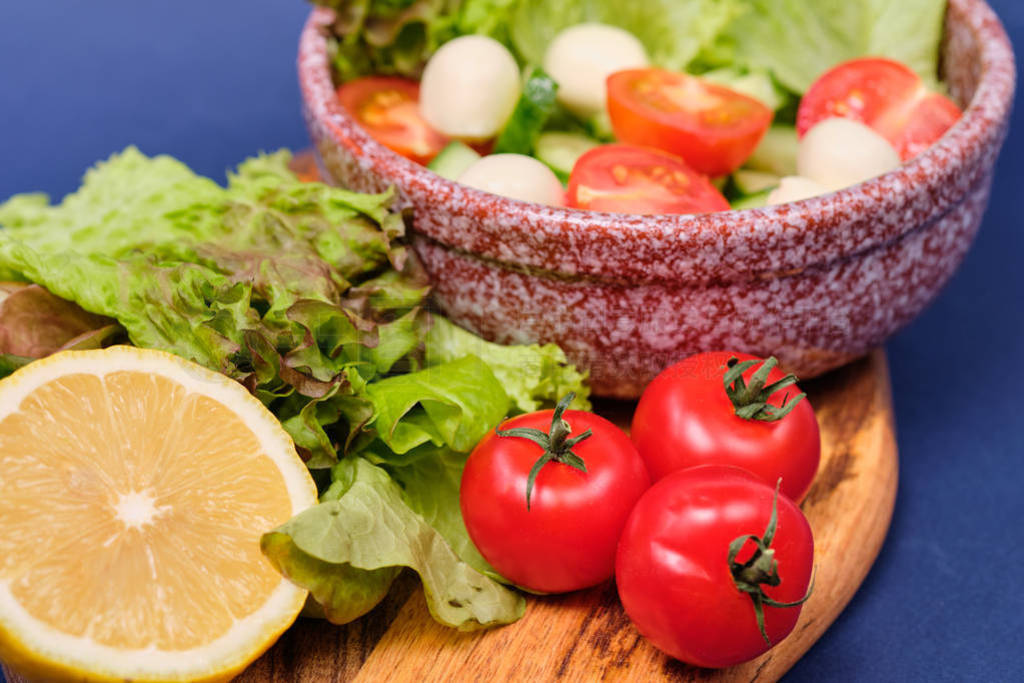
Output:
[0, 1, 1021, 680]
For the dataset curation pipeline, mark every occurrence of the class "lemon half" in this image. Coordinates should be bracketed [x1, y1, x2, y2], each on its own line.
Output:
[0, 347, 317, 682]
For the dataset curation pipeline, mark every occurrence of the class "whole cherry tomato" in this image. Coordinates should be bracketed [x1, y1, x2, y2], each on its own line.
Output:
[631, 351, 820, 502]
[606, 68, 773, 177]
[616, 465, 814, 668]
[460, 394, 650, 593]
[797, 57, 961, 160]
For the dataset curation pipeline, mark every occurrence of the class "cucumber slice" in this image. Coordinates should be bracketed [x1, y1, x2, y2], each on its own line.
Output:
[700, 68, 788, 111]
[535, 132, 599, 180]
[730, 189, 773, 210]
[746, 125, 799, 177]
[427, 141, 481, 181]
[733, 169, 781, 195]
[494, 67, 559, 155]
[586, 110, 615, 142]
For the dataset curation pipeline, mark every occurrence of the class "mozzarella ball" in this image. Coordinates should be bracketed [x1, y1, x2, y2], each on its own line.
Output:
[797, 118, 901, 191]
[420, 36, 521, 140]
[543, 23, 649, 118]
[457, 154, 565, 206]
[767, 176, 831, 205]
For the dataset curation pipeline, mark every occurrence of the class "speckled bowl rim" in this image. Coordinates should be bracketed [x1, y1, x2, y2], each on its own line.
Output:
[299, 0, 1016, 281]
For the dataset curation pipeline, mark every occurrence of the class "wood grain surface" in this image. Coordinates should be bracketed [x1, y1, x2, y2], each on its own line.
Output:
[2, 353, 897, 683]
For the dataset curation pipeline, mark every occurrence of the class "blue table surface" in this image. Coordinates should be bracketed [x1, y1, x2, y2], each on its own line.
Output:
[1, 2, 1021, 680]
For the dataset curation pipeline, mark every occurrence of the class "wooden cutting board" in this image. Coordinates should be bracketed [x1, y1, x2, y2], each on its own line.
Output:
[2, 351, 897, 683]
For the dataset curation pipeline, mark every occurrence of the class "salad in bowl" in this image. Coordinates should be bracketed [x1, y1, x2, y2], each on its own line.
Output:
[312, 0, 961, 212]
[299, 0, 1014, 396]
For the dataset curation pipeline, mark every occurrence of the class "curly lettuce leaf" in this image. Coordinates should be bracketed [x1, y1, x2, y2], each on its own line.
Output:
[315, 0, 463, 80]
[0, 147, 430, 466]
[711, 0, 948, 94]
[261, 457, 524, 629]
[425, 316, 590, 413]
[0, 283, 123, 358]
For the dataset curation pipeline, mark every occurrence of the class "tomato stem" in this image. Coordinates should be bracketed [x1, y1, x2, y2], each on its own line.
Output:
[723, 356, 807, 422]
[495, 392, 591, 510]
[728, 481, 814, 646]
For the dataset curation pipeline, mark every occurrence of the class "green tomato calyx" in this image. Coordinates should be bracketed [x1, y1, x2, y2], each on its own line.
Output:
[728, 480, 814, 646]
[495, 392, 591, 510]
[723, 356, 807, 422]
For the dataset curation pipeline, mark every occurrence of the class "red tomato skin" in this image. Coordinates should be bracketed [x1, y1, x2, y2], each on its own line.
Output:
[461, 409, 651, 593]
[615, 465, 814, 668]
[336, 76, 448, 165]
[631, 351, 820, 503]
[891, 92, 962, 159]
[797, 58, 921, 136]
[567, 144, 730, 215]
[607, 69, 773, 177]
[797, 57, 961, 161]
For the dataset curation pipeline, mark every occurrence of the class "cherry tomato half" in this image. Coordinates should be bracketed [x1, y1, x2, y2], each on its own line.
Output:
[460, 396, 650, 593]
[616, 465, 814, 668]
[567, 144, 730, 215]
[631, 351, 820, 503]
[607, 69, 773, 177]
[797, 57, 961, 160]
[336, 76, 448, 165]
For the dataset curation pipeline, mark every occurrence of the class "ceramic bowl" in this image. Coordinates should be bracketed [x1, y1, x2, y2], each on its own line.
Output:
[298, 0, 1015, 398]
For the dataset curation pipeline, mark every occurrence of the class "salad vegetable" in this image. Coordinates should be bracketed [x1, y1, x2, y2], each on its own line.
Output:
[427, 140, 482, 179]
[534, 131, 599, 183]
[568, 144, 729, 214]
[336, 75, 449, 164]
[710, 0, 949, 94]
[606, 68, 773, 177]
[0, 148, 590, 629]
[493, 67, 560, 156]
[796, 57, 962, 161]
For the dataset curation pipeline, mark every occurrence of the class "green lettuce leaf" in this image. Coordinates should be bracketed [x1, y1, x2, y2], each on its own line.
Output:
[506, 0, 745, 71]
[386, 447, 504, 581]
[261, 457, 525, 629]
[366, 355, 509, 456]
[698, 66, 791, 111]
[711, 0, 948, 94]
[0, 354, 32, 380]
[425, 316, 590, 413]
